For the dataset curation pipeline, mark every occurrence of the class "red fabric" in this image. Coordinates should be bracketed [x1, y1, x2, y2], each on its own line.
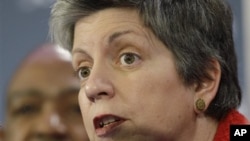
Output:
[213, 110, 249, 141]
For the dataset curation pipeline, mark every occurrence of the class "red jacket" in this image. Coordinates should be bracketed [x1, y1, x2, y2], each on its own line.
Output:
[213, 110, 249, 141]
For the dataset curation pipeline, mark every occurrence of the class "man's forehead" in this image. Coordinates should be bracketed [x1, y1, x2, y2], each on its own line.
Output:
[7, 43, 78, 99]
[24, 43, 72, 65]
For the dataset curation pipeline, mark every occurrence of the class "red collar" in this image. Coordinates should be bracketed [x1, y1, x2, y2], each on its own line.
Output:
[213, 110, 249, 141]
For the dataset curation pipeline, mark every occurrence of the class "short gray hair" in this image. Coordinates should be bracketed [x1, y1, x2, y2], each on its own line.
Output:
[49, 0, 241, 120]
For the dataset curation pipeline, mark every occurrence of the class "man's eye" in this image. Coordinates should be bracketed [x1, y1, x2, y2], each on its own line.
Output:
[77, 66, 91, 80]
[14, 105, 38, 116]
[120, 53, 140, 66]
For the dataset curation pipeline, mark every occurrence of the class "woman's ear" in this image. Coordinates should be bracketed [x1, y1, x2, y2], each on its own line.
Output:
[193, 60, 221, 114]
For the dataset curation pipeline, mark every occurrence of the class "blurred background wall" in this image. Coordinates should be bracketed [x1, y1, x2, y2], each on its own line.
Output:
[242, 0, 250, 119]
[0, 0, 249, 125]
[0, 0, 55, 124]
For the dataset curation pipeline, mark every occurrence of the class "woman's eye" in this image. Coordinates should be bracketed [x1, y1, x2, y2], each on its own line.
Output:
[120, 53, 140, 66]
[77, 66, 91, 80]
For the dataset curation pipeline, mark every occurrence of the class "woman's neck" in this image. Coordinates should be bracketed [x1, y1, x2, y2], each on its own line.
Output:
[192, 114, 218, 141]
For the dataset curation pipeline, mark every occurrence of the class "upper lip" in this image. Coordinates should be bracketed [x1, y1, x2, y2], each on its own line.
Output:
[93, 114, 126, 129]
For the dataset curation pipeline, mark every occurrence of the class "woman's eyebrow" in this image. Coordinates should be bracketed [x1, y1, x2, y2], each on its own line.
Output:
[108, 30, 133, 44]
[72, 47, 89, 56]
[72, 30, 134, 56]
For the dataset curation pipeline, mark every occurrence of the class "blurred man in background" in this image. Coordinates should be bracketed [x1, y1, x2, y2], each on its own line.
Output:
[0, 43, 89, 141]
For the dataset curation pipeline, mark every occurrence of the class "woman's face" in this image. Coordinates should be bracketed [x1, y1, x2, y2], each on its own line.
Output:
[72, 8, 197, 141]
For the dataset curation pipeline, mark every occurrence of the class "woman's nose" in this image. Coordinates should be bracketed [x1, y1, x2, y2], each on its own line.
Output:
[84, 64, 114, 102]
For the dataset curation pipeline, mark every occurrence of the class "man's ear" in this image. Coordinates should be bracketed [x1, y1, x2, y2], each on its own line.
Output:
[0, 125, 5, 141]
[193, 59, 221, 114]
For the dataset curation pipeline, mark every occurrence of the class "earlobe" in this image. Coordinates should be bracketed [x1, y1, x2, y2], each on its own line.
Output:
[195, 98, 206, 111]
[194, 60, 221, 114]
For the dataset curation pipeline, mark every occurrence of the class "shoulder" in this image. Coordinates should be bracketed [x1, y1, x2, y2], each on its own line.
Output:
[213, 110, 249, 141]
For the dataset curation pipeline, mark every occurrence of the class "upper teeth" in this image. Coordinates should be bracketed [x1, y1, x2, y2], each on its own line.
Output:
[99, 117, 117, 127]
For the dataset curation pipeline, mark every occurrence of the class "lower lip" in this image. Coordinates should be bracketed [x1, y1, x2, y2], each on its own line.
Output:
[95, 120, 125, 137]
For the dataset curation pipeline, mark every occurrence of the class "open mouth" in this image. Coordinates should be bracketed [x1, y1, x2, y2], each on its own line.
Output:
[93, 114, 125, 136]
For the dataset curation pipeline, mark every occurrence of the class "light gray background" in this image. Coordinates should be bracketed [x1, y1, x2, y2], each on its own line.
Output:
[0, 0, 249, 125]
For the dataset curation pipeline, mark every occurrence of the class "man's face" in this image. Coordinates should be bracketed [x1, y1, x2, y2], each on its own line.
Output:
[73, 8, 197, 141]
[5, 57, 89, 141]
